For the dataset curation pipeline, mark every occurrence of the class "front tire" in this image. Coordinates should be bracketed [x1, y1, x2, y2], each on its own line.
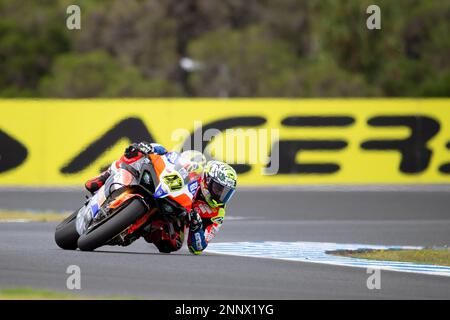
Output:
[77, 198, 147, 252]
[55, 209, 80, 250]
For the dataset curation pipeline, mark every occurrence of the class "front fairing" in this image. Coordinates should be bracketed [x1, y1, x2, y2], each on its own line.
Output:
[76, 166, 140, 235]
[152, 152, 201, 212]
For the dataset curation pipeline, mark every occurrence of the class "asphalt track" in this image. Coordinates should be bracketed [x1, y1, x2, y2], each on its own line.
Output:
[0, 188, 449, 299]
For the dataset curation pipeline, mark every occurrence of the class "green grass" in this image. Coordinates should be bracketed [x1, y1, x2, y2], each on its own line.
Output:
[330, 248, 450, 267]
[0, 210, 69, 222]
[0, 288, 140, 300]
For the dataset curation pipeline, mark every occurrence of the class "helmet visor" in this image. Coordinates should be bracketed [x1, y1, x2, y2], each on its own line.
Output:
[208, 179, 236, 206]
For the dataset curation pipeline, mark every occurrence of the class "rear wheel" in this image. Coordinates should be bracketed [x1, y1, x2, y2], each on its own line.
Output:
[54, 209, 80, 250]
[77, 198, 147, 252]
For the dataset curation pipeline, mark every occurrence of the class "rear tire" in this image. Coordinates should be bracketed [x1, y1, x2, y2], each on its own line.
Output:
[77, 199, 147, 252]
[54, 209, 80, 250]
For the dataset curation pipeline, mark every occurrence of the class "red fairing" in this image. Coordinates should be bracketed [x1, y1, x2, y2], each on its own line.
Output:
[115, 153, 145, 168]
[85, 170, 110, 193]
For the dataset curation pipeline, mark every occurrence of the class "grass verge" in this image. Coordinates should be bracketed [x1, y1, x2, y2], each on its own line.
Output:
[330, 248, 450, 267]
[0, 210, 69, 222]
[0, 288, 139, 300]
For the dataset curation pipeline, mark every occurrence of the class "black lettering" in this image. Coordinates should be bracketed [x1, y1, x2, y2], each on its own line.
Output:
[182, 117, 267, 174]
[438, 141, 450, 174]
[61, 117, 154, 174]
[361, 116, 440, 173]
[271, 116, 353, 174]
[0, 130, 28, 173]
[282, 116, 355, 127]
[269, 140, 347, 174]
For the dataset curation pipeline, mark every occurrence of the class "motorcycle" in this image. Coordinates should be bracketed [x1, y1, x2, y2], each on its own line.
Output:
[54, 151, 201, 252]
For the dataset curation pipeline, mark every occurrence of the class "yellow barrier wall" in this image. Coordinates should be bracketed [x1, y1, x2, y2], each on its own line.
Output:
[0, 99, 449, 186]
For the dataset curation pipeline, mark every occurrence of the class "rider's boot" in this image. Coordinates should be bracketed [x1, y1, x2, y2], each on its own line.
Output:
[85, 170, 111, 194]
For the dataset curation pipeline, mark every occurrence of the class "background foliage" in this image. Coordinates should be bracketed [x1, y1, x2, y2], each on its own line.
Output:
[0, 0, 449, 97]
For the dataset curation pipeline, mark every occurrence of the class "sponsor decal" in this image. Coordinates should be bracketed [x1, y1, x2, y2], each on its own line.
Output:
[154, 184, 167, 198]
[199, 203, 212, 214]
[178, 167, 188, 179]
[188, 181, 199, 195]
[211, 216, 223, 225]
[166, 151, 178, 164]
[90, 203, 99, 218]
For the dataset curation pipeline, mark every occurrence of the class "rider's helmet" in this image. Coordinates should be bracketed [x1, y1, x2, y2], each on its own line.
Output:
[200, 160, 237, 208]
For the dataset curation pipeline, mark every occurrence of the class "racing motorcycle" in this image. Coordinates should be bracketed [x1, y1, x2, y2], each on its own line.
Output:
[54, 151, 201, 251]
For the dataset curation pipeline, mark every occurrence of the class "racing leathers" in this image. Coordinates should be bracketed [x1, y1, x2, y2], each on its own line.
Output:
[186, 196, 225, 255]
[84, 142, 225, 255]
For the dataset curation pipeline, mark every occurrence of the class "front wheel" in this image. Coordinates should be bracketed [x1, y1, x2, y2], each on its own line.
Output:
[55, 209, 80, 250]
[77, 198, 147, 252]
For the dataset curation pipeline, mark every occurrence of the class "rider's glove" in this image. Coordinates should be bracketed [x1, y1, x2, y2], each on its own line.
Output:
[125, 142, 167, 158]
[148, 143, 167, 155]
[189, 209, 203, 233]
[188, 209, 206, 255]
[124, 143, 139, 158]
[137, 142, 167, 155]
[136, 141, 153, 154]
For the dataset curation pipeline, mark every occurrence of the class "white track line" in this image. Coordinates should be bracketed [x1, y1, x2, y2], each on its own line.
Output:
[206, 241, 450, 277]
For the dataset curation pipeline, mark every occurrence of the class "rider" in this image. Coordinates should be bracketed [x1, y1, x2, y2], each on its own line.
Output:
[84, 141, 238, 255]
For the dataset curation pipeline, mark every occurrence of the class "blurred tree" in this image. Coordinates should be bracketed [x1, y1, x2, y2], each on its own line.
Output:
[74, 0, 178, 83]
[259, 0, 315, 57]
[0, 0, 448, 97]
[188, 25, 377, 97]
[300, 54, 381, 97]
[379, 1, 450, 96]
[0, 0, 70, 96]
[73, 0, 265, 96]
[314, 0, 450, 96]
[39, 51, 182, 97]
[188, 26, 300, 97]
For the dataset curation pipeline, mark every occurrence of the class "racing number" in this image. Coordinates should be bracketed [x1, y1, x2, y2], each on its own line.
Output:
[162, 173, 184, 191]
